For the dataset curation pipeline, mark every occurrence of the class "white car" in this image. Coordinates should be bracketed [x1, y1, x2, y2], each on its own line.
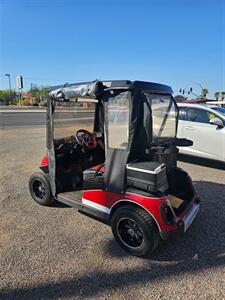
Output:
[177, 103, 225, 162]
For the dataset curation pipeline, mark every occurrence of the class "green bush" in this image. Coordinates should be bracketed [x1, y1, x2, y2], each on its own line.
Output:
[0, 90, 17, 105]
[11, 99, 19, 105]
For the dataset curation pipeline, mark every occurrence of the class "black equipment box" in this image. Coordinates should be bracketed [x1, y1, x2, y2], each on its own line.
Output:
[126, 161, 168, 193]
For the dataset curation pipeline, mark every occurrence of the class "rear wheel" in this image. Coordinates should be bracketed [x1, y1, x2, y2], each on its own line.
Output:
[29, 173, 54, 206]
[111, 205, 160, 257]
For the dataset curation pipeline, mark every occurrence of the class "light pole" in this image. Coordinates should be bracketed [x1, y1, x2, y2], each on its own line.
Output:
[5, 73, 12, 104]
[192, 81, 205, 98]
[193, 82, 204, 90]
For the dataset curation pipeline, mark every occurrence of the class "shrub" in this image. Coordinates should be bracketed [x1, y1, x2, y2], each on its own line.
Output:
[20, 99, 32, 106]
[11, 99, 19, 105]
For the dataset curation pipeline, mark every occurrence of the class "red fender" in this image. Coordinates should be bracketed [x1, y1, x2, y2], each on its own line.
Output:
[82, 190, 177, 232]
[41, 155, 48, 167]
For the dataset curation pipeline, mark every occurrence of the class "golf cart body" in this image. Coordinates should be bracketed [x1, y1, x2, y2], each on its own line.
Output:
[30, 80, 200, 256]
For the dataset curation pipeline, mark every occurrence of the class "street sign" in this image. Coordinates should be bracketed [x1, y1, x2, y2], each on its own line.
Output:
[16, 76, 23, 90]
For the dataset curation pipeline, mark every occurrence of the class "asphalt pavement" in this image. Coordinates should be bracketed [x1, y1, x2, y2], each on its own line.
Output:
[0, 112, 46, 127]
[0, 114, 225, 299]
[0, 107, 94, 127]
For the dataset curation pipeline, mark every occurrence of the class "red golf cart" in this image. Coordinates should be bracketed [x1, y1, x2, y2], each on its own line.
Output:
[29, 80, 200, 257]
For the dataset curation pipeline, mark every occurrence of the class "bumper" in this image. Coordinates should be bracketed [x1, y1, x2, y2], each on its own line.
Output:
[160, 201, 200, 240]
[179, 202, 200, 233]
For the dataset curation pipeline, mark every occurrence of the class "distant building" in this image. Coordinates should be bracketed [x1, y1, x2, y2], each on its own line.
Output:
[174, 95, 216, 104]
[174, 95, 187, 102]
[22, 91, 32, 99]
[184, 98, 216, 104]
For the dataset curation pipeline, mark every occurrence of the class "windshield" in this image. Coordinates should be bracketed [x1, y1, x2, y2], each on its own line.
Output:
[107, 91, 129, 149]
[145, 93, 177, 139]
[53, 100, 96, 139]
[212, 107, 225, 117]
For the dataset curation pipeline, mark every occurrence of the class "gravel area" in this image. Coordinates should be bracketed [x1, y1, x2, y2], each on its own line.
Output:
[1, 127, 225, 299]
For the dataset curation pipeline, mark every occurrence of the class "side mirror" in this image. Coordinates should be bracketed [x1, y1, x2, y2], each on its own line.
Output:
[209, 117, 224, 128]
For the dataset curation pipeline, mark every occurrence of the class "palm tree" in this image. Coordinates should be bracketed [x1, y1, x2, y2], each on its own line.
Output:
[214, 92, 220, 100]
[201, 88, 208, 99]
[221, 92, 225, 101]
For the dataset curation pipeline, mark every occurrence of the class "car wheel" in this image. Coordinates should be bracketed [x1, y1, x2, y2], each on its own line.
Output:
[29, 173, 54, 206]
[111, 205, 160, 257]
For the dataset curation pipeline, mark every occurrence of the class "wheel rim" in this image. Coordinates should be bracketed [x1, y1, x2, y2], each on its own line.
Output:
[32, 180, 46, 199]
[116, 217, 144, 249]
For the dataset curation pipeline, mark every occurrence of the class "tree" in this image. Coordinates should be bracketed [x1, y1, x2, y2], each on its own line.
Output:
[221, 92, 225, 101]
[29, 85, 48, 103]
[214, 92, 220, 100]
[0, 90, 17, 105]
[200, 88, 208, 99]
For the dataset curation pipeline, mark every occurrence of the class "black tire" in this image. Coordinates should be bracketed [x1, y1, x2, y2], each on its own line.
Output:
[111, 205, 160, 257]
[29, 173, 54, 206]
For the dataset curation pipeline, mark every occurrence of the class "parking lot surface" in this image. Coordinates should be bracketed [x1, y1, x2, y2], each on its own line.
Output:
[1, 126, 225, 299]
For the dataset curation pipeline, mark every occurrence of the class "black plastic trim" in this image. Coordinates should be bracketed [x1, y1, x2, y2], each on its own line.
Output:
[40, 166, 49, 173]
[160, 204, 176, 225]
[78, 210, 109, 225]
[56, 194, 109, 225]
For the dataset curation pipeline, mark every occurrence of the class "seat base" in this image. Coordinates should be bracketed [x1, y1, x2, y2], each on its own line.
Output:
[83, 169, 104, 190]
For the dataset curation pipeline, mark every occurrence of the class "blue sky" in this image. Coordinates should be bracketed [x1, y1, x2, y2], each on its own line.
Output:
[0, 0, 224, 98]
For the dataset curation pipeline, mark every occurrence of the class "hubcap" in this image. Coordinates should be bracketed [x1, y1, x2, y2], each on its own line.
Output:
[116, 218, 144, 248]
[33, 180, 46, 199]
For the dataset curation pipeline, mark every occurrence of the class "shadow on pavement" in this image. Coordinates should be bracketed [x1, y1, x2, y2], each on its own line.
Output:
[178, 154, 225, 170]
[2, 181, 225, 299]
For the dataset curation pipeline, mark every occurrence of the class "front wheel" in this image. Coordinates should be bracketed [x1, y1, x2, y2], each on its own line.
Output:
[29, 173, 54, 206]
[111, 205, 160, 257]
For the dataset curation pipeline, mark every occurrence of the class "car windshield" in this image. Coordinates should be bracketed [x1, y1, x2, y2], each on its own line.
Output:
[145, 93, 177, 139]
[53, 99, 97, 139]
[212, 107, 225, 117]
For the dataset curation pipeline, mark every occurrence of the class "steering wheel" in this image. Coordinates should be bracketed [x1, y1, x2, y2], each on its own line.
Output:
[75, 129, 97, 150]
